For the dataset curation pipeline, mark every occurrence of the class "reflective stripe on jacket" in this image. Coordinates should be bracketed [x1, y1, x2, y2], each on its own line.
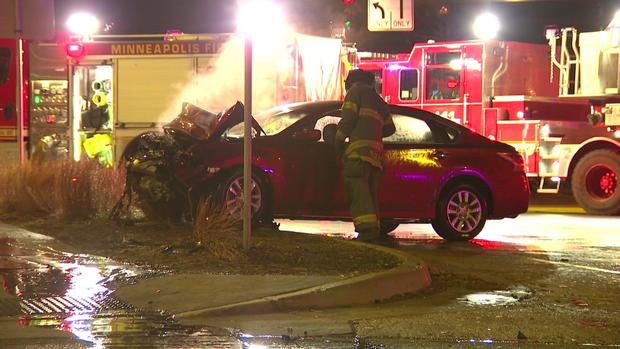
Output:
[336, 83, 394, 169]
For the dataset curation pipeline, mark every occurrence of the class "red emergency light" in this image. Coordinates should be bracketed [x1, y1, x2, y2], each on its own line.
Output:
[66, 43, 85, 58]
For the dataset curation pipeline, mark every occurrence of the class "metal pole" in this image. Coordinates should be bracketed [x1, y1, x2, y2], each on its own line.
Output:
[243, 36, 252, 251]
[15, 0, 25, 164]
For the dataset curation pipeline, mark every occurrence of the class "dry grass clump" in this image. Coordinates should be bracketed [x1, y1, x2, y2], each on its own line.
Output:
[193, 197, 244, 261]
[0, 159, 125, 219]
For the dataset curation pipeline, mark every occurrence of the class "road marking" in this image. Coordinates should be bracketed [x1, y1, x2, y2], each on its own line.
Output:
[529, 257, 620, 275]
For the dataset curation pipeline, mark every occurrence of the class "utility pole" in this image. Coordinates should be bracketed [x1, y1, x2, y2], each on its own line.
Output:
[14, 0, 25, 165]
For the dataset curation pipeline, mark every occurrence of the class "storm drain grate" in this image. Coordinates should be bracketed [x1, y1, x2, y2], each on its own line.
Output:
[19, 295, 133, 315]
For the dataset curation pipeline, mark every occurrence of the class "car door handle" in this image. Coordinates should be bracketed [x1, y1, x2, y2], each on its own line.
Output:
[434, 150, 448, 159]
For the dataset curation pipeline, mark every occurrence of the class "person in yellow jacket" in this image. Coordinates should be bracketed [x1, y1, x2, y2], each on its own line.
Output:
[335, 69, 396, 242]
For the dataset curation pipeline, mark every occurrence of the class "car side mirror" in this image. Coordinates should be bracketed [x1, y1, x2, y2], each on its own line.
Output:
[323, 123, 337, 144]
[292, 129, 321, 142]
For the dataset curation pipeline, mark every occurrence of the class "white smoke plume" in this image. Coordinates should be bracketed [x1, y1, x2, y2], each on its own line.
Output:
[159, 34, 295, 120]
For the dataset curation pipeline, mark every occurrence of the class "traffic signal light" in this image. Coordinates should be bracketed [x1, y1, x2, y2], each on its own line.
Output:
[343, 0, 355, 30]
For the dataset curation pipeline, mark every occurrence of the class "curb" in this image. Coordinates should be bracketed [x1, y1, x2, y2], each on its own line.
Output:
[176, 242, 431, 318]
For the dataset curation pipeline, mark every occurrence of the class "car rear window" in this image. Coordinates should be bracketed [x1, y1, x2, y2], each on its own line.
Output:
[384, 115, 435, 144]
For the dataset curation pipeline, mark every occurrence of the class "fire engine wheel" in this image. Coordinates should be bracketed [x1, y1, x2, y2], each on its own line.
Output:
[431, 184, 487, 241]
[215, 169, 268, 223]
[571, 149, 620, 215]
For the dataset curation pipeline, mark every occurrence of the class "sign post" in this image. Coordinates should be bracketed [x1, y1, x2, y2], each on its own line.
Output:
[368, 0, 414, 32]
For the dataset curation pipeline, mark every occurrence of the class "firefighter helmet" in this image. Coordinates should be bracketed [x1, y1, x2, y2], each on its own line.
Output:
[345, 69, 374, 90]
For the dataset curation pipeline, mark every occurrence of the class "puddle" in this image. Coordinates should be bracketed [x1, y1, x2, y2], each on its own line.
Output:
[459, 286, 532, 306]
[20, 311, 238, 348]
[0, 237, 241, 347]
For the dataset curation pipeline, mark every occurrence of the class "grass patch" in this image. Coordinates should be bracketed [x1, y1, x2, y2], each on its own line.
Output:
[0, 160, 125, 219]
[192, 197, 245, 261]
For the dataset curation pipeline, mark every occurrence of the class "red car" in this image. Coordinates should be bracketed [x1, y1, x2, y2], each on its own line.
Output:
[124, 100, 529, 241]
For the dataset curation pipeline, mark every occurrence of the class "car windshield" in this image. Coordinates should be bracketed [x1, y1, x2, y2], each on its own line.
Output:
[225, 105, 308, 138]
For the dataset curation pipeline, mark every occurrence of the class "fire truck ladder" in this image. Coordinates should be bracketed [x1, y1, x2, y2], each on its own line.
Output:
[549, 27, 581, 97]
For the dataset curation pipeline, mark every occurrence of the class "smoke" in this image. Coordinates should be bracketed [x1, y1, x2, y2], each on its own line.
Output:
[159, 34, 295, 120]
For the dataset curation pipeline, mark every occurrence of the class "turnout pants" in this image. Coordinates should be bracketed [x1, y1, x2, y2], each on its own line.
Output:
[344, 159, 381, 240]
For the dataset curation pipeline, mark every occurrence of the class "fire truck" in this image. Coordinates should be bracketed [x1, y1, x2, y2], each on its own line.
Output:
[0, 32, 348, 167]
[357, 25, 620, 215]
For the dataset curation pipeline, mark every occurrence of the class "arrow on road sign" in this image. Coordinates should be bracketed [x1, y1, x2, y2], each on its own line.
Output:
[373, 2, 385, 19]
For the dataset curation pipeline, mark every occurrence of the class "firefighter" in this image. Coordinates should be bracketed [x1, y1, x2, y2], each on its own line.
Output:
[334, 69, 396, 242]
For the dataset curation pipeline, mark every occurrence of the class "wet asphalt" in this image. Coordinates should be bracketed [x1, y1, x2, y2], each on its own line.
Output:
[0, 193, 618, 348]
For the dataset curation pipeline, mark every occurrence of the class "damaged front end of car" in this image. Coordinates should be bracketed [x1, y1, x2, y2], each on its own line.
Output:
[111, 101, 245, 221]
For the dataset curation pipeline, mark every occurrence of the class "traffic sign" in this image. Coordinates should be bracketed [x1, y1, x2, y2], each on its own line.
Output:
[368, 0, 414, 32]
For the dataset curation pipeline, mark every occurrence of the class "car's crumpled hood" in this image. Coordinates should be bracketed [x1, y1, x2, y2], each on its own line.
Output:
[163, 101, 260, 141]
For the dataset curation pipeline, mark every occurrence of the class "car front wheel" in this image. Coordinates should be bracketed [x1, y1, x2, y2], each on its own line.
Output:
[431, 184, 487, 241]
[216, 169, 266, 222]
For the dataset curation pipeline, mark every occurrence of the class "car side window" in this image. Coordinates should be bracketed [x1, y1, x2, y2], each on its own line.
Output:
[384, 114, 437, 144]
[313, 115, 341, 142]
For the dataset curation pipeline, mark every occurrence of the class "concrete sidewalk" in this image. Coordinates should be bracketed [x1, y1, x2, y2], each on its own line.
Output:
[113, 243, 431, 319]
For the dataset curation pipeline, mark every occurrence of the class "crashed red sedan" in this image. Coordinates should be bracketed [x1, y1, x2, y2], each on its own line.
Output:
[122, 100, 529, 241]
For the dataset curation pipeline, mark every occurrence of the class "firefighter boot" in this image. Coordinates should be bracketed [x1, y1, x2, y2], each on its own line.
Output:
[355, 227, 380, 242]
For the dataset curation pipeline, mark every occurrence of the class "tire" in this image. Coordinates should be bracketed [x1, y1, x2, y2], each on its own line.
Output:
[216, 169, 267, 222]
[380, 220, 399, 235]
[571, 149, 620, 215]
[132, 173, 186, 220]
[431, 184, 488, 241]
[120, 131, 186, 221]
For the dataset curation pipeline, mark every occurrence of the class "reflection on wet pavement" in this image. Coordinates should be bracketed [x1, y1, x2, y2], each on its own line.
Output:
[458, 286, 533, 307]
[21, 311, 238, 348]
[0, 236, 240, 348]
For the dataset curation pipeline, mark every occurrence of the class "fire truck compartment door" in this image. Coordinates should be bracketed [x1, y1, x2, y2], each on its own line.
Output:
[116, 58, 195, 125]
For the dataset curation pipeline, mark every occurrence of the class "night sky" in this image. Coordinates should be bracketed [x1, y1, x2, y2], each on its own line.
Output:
[53, 0, 619, 52]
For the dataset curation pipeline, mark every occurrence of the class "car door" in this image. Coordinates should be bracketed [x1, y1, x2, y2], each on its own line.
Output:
[380, 111, 459, 218]
[271, 113, 347, 217]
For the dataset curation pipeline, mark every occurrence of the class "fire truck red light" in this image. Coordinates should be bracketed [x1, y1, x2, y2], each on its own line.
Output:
[66, 44, 84, 58]
[71, 177, 78, 183]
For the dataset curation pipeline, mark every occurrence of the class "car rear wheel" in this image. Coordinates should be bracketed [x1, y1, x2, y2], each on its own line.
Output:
[571, 149, 620, 215]
[216, 169, 267, 222]
[431, 184, 487, 241]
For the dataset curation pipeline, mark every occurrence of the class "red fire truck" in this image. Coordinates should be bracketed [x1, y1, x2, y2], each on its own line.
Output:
[0, 32, 348, 167]
[357, 26, 620, 215]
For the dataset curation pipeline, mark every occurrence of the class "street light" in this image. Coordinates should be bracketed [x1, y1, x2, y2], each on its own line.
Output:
[237, 0, 286, 251]
[66, 12, 99, 40]
[608, 10, 620, 29]
[237, 0, 286, 38]
[473, 13, 500, 40]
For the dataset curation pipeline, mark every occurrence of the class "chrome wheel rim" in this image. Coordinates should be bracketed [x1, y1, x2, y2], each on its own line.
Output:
[446, 190, 482, 234]
[224, 177, 262, 218]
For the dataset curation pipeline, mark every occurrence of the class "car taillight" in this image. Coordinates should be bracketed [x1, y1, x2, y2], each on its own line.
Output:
[498, 151, 525, 172]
